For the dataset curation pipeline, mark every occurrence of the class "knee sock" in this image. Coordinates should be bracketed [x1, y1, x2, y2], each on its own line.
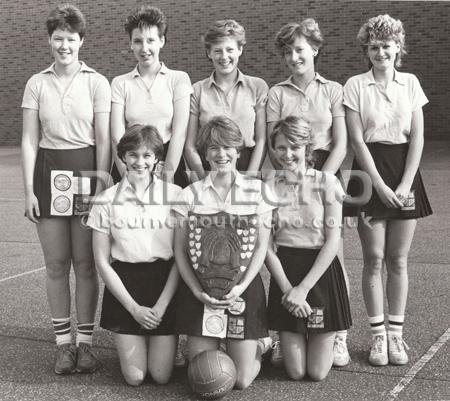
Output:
[76, 322, 94, 346]
[368, 315, 385, 338]
[52, 317, 72, 346]
[388, 314, 404, 337]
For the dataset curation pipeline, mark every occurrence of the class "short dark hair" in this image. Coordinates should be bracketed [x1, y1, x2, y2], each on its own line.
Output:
[124, 5, 168, 39]
[196, 116, 244, 157]
[117, 125, 164, 163]
[46, 3, 86, 39]
[202, 19, 246, 51]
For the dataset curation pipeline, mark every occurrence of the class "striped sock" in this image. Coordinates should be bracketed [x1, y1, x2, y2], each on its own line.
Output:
[368, 315, 386, 338]
[52, 317, 72, 346]
[388, 314, 404, 337]
[76, 322, 94, 346]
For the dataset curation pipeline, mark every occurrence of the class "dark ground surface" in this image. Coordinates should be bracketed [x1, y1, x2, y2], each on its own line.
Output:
[0, 143, 449, 401]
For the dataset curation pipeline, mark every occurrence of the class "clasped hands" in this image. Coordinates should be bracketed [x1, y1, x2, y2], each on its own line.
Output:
[282, 285, 312, 319]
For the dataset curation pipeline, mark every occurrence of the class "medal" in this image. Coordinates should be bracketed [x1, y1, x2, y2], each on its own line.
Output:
[228, 297, 246, 315]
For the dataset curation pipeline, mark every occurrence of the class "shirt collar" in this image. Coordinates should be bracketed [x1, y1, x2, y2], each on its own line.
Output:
[41, 61, 95, 75]
[131, 62, 168, 78]
[364, 68, 406, 86]
[207, 69, 245, 88]
[202, 171, 245, 190]
[275, 72, 329, 90]
[116, 174, 161, 198]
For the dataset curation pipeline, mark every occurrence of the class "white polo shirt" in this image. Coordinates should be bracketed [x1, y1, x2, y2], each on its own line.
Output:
[267, 169, 345, 249]
[190, 70, 269, 147]
[172, 172, 275, 218]
[343, 69, 428, 144]
[266, 73, 345, 151]
[111, 63, 192, 143]
[87, 176, 181, 263]
[22, 62, 111, 149]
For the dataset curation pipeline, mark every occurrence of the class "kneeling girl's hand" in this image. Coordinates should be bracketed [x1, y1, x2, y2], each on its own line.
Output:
[196, 291, 228, 310]
[282, 286, 312, 318]
[132, 305, 162, 330]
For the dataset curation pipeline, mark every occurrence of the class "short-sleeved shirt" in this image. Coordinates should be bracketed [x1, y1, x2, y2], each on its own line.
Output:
[172, 172, 275, 218]
[343, 69, 429, 144]
[266, 73, 345, 151]
[190, 70, 269, 147]
[267, 169, 345, 249]
[21, 62, 111, 149]
[111, 63, 192, 144]
[87, 176, 181, 263]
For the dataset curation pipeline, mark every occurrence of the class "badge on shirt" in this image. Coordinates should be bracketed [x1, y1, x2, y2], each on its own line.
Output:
[306, 307, 325, 329]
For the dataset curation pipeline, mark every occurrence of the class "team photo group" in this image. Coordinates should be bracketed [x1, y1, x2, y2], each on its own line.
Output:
[20, 2, 432, 396]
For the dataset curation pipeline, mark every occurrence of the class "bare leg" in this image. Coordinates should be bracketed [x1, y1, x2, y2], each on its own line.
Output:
[71, 217, 98, 324]
[37, 218, 72, 319]
[279, 331, 307, 380]
[307, 331, 335, 381]
[226, 339, 260, 389]
[148, 335, 177, 384]
[187, 336, 220, 361]
[114, 333, 147, 386]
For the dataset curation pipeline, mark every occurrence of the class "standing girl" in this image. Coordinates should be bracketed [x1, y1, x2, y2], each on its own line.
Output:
[184, 20, 268, 180]
[266, 116, 351, 381]
[111, 5, 191, 186]
[344, 15, 432, 366]
[21, 4, 111, 374]
[173, 116, 274, 389]
[267, 19, 350, 366]
[87, 125, 181, 385]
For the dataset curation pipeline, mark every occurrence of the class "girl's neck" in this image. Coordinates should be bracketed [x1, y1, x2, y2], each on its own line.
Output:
[214, 68, 239, 86]
[372, 66, 395, 87]
[210, 170, 235, 193]
[54, 60, 81, 78]
[292, 69, 316, 91]
[128, 173, 153, 194]
[138, 61, 162, 78]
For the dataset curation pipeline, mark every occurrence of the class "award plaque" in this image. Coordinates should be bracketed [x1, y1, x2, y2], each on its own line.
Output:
[187, 212, 259, 299]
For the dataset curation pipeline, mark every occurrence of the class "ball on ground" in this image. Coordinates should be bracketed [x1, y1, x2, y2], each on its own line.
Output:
[187, 350, 237, 399]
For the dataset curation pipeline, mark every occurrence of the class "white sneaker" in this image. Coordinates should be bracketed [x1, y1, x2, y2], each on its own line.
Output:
[369, 334, 388, 366]
[270, 340, 283, 367]
[333, 334, 350, 367]
[388, 334, 409, 365]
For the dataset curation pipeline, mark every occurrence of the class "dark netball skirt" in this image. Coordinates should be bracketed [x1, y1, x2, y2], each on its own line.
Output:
[111, 141, 188, 188]
[100, 259, 177, 336]
[33, 147, 96, 218]
[345, 143, 432, 220]
[175, 273, 268, 340]
[201, 147, 254, 174]
[268, 247, 352, 334]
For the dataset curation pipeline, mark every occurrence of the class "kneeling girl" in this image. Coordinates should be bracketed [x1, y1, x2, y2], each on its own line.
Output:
[265, 116, 352, 381]
[88, 125, 181, 385]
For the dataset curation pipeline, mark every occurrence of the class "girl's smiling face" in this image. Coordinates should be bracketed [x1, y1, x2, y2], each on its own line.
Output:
[367, 39, 400, 72]
[123, 145, 158, 177]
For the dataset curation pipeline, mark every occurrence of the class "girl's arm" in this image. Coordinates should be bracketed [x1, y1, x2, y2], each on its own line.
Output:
[222, 210, 272, 304]
[184, 114, 205, 182]
[162, 96, 190, 183]
[21, 109, 40, 223]
[395, 108, 424, 199]
[92, 231, 161, 329]
[173, 212, 223, 308]
[282, 189, 342, 317]
[265, 234, 292, 294]
[321, 116, 347, 174]
[111, 102, 127, 178]
[346, 108, 403, 208]
[94, 112, 111, 193]
[246, 106, 267, 175]
[152, 262, 180, 319]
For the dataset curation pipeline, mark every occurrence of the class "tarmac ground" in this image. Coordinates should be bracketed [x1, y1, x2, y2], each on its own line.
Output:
[0, 142, 449, 401]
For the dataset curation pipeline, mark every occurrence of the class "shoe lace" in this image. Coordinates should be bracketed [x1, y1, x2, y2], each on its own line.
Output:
[334, 336, 347, 354]
[391, 336, 410, 353]
[271, 340, 282, 358]
[58, 344, 75, 359]
[372, 336, 385, 353]
[78, 343, 93, 356]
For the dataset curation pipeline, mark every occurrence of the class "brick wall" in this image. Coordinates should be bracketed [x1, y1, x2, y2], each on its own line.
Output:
[1, 0, 449, 145]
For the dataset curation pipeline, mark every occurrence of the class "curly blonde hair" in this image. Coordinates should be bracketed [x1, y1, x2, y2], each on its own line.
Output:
[357, 14, 406, 67]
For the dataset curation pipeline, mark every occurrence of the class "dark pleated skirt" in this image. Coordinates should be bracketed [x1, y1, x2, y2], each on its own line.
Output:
[33, 147, 96, 218]
[268, 247, 352, 334]
[345, 143, 432, 220]
[175, 272, 268, 340]
[100, 259, 177, 335]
